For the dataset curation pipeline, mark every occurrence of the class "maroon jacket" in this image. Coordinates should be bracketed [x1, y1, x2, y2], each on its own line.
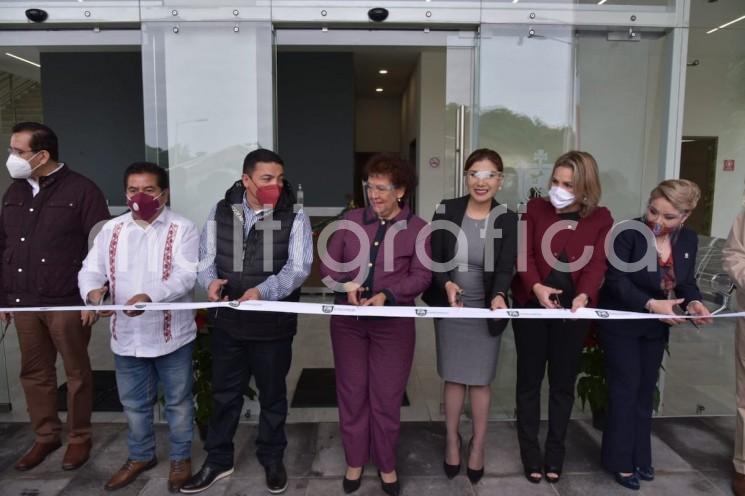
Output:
[319, 205, 432, 306]
[511, 197, 613, 307]
[0, 164, 109, 306]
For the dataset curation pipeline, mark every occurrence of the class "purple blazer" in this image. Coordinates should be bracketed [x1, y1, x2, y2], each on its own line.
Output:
[319, 205, 432, 306]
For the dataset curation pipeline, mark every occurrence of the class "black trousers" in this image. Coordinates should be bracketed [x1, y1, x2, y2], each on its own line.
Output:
[599, 326, 667, 473]
[204, 328, 293, 469]
[513, 317, 590, 469]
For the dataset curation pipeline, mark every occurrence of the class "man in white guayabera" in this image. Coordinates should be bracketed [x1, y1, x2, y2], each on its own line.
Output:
[79, 162, 199, 493]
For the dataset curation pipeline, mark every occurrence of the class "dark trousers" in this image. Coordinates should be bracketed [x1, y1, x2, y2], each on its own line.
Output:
[599, 327, 667, 472]
[204, 328, 293, 469]
[513, 317, 590, 469]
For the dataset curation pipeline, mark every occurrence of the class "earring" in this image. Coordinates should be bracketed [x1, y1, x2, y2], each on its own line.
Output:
[397, 197, 402, 202]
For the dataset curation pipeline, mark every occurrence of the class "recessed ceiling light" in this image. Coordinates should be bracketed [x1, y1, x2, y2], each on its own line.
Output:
[379, 69, 388, 74]
[5, 52, 40, 68]
[375, 88, 384, 93]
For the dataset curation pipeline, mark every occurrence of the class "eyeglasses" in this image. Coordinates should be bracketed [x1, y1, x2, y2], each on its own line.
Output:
[364, 182, 397, 193]
[7, 147, 36, 157]
[647, 205, 683, 222]
[465, 170, 502, 180]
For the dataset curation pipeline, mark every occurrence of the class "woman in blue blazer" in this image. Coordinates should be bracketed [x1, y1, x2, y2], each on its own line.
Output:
[598, 179, 712, 490]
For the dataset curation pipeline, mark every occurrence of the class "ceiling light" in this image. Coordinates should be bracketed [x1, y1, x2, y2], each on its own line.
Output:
[375, 88, 384, 93]
[513, 0, 519, 3]
[5, 52, 40, 68]
[707, 13, 745, 34]
[598, 0, 608, 4]
[378, 69, 388, 74]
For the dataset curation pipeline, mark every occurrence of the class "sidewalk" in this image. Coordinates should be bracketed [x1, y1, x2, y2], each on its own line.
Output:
[0, 416, 734, 495]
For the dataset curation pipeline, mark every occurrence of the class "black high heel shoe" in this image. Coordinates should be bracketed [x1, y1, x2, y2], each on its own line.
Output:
[443, 433, 462, 479]
[377, 470, 400, 496]
[466, 437, 484, 484]
[524, 466, 542, 484]
[342, 467, 364, 494]
[544, 465, 562, 484]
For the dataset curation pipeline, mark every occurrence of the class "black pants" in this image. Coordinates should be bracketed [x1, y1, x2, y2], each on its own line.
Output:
[599, 327, 667, 473]
[204, 328, 293, 469]
[513, 317, 590, 469]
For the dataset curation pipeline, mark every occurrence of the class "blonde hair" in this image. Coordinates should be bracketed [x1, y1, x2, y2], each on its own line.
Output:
[649, 179, 700, 213]
[549, 150, 602, 218]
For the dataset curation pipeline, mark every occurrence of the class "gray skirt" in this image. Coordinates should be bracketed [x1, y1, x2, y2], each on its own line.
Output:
[435, 317, 502, 386]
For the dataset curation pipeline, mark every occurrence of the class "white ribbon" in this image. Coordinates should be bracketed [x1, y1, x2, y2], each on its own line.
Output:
[0, 300, 741, 321]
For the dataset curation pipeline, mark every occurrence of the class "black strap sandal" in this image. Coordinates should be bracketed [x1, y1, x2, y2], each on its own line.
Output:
[524, 466, 542, 484]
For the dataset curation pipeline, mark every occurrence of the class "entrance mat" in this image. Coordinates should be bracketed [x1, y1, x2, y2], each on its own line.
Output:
[291, 367, 410, 408]
[58, 370, 123, 412]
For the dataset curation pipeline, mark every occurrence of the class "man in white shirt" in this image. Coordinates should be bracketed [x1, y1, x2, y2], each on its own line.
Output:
[79, 162, 199, 493]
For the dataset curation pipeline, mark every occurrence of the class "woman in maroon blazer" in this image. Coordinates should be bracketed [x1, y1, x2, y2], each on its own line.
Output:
[511, 151, 613, 484]
[319, 154, 431, 496]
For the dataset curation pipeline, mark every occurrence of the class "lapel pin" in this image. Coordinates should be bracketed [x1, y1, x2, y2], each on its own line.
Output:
[684, 252, 689, 259]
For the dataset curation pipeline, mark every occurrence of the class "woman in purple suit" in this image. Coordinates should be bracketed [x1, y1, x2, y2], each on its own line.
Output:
[319, 154, 431, 496]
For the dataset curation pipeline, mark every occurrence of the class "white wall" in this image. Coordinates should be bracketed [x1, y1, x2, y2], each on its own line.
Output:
[416, 49, 447, 222]
[683, 17, 745, 237]
[355, 97, 401, 153]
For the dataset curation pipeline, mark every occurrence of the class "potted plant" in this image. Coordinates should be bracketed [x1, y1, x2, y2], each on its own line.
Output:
[577, 328, 664, 431]
[576, 328, 609, 430]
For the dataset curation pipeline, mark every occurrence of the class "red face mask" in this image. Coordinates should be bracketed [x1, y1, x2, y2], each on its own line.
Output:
[254, 184, 282, 209]
[127, 192, 164, 221]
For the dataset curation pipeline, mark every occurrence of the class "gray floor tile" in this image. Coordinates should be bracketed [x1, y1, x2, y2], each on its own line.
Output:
[636, 472, 724, 496]
[553, 472, 635, 496]
[653, 418, 732, 471]
[309, 423, 346, 477]
[473, 475, 556, 496]
[0, 422, 35, 474]
[0, 478, 71, 496]
[59, 476, 147, 496]
[698, 470, 733, 496]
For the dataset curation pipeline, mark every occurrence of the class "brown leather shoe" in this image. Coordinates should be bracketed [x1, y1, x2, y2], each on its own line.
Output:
[104, 457, 158, 491]
[734, 472, 745, 496]
[62, 440, 92, 470]
[168, 459, 192, 493]
[15, 440, 62, 471]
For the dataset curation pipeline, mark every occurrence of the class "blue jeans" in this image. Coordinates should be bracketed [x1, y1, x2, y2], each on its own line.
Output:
[114, 341, 195, 461]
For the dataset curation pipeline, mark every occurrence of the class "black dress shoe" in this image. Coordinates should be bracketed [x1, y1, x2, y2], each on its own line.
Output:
[635, 466, 654, 481]
[614, 472, 641, 490]
[544, 465, 562, 484]
[466, 437, 484, 484]
[265, 462, 288, 494]
[467, 466, 484, 484]
[342, 467, 364, 494]
[378, 470, 400, 496]
[179, 464, 233, 494]
[443, 433, 462, 479]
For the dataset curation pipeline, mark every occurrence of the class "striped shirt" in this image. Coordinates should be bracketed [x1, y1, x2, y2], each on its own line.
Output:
[197, 193, 313, 300]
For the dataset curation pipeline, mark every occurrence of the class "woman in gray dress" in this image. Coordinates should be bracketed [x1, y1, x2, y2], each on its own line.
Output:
[422, 149, 517, 483]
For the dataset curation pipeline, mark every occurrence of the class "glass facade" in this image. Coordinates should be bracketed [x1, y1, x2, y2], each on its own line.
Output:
[0, 0, 741, 421]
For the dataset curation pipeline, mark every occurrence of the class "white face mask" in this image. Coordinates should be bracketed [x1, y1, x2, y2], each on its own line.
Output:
[548, 185, 576, 210]
[6, 151, 43, 179]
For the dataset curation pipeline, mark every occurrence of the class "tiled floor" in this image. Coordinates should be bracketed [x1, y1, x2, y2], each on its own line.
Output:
[0, 295, 736, 424]
[0, 416, 737, 495]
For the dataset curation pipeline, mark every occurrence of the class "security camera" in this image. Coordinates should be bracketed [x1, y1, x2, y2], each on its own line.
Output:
[368, 8, 389, 23]
[25, 8, 49, 23]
